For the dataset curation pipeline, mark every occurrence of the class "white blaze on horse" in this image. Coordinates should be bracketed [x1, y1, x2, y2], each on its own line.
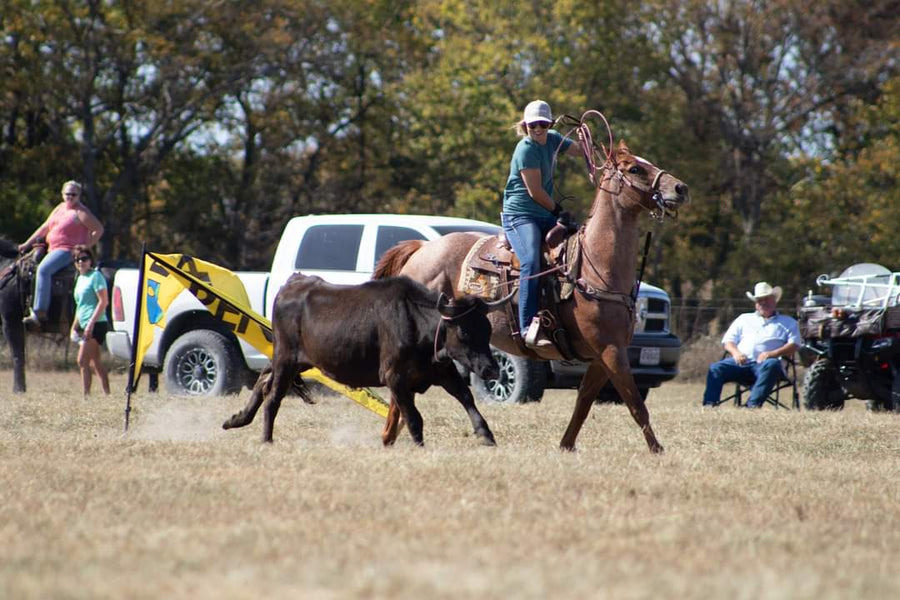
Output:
[374, 139, 689, 453]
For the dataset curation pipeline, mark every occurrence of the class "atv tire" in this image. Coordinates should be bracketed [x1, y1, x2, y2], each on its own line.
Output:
[802, 359, 847, 411]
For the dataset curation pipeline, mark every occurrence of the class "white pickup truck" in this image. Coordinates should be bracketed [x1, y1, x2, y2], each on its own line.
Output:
[106, 213, 681, 401]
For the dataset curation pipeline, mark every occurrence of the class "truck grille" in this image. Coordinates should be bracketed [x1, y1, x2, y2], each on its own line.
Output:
[635, 297, 670, 334]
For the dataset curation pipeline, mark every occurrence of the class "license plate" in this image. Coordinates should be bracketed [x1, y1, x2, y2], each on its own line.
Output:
[639, 347, 660, 366]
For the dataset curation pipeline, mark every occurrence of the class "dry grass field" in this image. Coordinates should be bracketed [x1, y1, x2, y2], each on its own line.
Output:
[1, 369, 899, 600]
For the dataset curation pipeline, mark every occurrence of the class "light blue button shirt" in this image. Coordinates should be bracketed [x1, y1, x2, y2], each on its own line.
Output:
[722, 312, 802, 362]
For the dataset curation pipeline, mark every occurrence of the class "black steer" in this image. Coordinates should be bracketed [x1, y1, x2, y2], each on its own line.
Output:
[223, 273, 499, 446]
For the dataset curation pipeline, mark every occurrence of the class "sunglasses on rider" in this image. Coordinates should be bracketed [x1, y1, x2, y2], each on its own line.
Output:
[74, 255, 91, 263]
[527, 121, 551, 130]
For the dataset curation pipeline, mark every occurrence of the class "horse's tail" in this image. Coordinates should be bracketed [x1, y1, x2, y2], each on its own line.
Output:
[373, 240, 425, 279]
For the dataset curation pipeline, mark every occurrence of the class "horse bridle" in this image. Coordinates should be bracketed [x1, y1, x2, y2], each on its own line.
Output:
[605, 163, 676, 222]
[560, 111, 677, 222]
[574, 162, 671, 312]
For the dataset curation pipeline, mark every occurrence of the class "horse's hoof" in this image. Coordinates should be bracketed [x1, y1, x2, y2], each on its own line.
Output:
[650, 443, 665, 454]
[479, 436, 497, 447]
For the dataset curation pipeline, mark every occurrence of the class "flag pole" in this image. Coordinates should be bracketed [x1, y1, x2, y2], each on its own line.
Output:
[123, 242, 148, 432]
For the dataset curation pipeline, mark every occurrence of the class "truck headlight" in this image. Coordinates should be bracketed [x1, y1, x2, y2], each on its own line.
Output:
[634, 296, 648, 333]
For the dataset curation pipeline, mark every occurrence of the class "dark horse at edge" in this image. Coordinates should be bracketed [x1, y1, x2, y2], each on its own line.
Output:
[1, 238, 75, 392]
[0, 239, 27, 392]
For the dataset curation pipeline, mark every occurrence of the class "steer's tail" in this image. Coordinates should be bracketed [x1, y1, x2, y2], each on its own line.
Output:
[372, 240, 425, 279]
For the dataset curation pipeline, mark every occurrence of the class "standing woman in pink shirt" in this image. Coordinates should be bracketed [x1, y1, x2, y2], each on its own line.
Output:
[20, 181, 104, 326]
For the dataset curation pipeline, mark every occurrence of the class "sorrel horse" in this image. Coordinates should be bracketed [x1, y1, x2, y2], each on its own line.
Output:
[374, 139, 689, 453]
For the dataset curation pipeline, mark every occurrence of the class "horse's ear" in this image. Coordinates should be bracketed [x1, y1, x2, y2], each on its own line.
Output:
[617, 139, 631, 155]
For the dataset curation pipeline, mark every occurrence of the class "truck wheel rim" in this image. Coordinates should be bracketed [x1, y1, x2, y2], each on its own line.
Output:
[485, 351, 515, 402]
[176, 348, 217, 394]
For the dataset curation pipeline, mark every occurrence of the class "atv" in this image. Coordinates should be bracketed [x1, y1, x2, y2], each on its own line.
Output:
[798, 263, 900, 412]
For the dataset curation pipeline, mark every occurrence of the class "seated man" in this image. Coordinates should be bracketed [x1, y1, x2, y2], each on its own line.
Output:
[703, 281, 802, 408]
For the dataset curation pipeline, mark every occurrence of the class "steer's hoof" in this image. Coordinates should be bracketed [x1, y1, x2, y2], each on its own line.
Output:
[222, 414, 248, 430]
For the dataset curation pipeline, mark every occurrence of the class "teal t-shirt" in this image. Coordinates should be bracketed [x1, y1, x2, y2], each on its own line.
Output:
[502, 130, 572, 217]
[73, 269, 109, 327]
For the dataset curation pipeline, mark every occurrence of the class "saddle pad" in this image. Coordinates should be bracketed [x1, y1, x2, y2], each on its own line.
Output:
[559, 234, 582, 301]
[458, 236, 507, 300]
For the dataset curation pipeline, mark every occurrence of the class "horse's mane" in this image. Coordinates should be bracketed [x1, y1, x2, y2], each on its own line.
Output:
[0, 238, 19, 260]
[373, 240, 425, 279]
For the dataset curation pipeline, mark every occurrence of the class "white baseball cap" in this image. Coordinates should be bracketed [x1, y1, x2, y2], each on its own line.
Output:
[523, 100, 553, 124]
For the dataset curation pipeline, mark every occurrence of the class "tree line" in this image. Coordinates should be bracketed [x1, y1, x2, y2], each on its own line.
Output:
[2, 0, 899, 338]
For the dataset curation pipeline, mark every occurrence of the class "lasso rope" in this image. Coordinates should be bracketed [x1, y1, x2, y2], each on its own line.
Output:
[555, 109, 615, 189]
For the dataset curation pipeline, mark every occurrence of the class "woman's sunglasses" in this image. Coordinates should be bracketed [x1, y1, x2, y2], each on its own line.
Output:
[74, 256, 91, 263]
[527, 121, 551, 130]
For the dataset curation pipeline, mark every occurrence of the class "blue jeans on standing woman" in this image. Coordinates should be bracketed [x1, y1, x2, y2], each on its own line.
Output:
[33, 249, 73, 313]
[501, 211, 558, 336]
[702, 356, 784, 408]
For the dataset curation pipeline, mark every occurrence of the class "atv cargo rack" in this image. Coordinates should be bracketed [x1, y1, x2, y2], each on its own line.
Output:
[814, 271, 900, 309]
[802, 270, 900, 339]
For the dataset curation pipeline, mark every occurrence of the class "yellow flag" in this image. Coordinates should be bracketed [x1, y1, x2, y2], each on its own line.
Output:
[133, 253, 256, 380]
[132, 253, 160, 383]
[147, 252, 273, 358]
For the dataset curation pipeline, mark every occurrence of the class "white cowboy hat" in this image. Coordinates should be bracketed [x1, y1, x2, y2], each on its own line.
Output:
[746, 281, 782, 303]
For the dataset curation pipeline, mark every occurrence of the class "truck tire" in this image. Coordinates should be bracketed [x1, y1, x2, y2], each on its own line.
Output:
[471, 349, 546, 404]
[163, 330, 244, 396]
[802, 359, 846, 411]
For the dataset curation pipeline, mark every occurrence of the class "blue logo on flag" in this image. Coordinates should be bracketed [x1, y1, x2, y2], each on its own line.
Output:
[147, 280, 163, 324]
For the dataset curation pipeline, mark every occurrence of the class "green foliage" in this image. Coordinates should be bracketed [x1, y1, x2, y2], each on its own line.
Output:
[1, 0, 898, 321]
[762, 77, 900, 297]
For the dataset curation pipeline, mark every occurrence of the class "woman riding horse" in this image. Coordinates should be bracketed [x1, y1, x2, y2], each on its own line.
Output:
[375, 131, 689, 454]
[502, 100, 582, 349]
[20, 180, 103, 326]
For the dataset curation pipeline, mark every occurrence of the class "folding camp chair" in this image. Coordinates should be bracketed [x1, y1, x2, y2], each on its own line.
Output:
[711, 355, 800, 410]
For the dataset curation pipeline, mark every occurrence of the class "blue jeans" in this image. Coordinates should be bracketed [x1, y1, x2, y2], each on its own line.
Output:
[501, 211, 557, 335]
[703, 357, 784, 408]
[33, 249, 72, 312]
